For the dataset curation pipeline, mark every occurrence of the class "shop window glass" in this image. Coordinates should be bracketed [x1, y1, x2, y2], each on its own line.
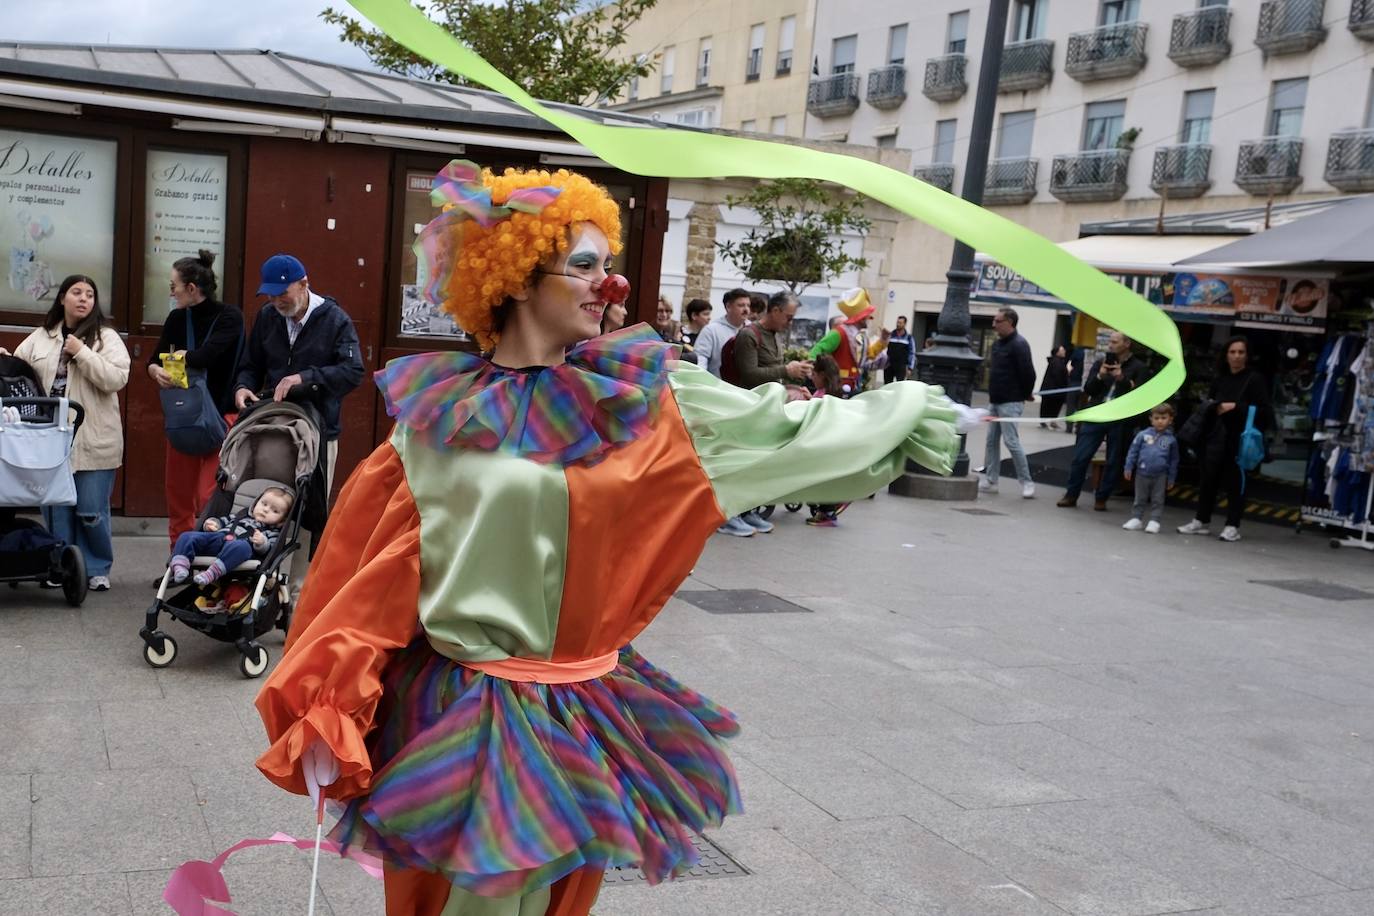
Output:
[142, 148, 228, 324]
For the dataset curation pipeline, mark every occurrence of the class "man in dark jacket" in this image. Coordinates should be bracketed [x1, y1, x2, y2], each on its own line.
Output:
[980, 308, 1038, 498]
[1057, 330, 1149, 510]
[235, 253, 364, 495]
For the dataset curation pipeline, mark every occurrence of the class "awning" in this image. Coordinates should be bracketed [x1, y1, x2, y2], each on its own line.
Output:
[1176, 194, 1374, 267]
[1056, 234, 1243, 272]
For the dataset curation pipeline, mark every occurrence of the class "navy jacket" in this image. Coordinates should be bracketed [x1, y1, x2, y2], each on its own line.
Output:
[987, 331, 1036, 404]
[234, 295, 364, 440]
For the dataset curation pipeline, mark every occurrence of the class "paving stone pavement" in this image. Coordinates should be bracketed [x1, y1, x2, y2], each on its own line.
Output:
[4, 472, 1374, 915]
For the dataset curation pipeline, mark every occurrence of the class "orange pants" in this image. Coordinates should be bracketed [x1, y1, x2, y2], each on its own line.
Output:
[164, 442, 219, 548]
[383, 865, 603, 916]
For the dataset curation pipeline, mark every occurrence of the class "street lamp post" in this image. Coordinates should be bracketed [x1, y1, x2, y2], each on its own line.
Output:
[893, 0, 1011, 492]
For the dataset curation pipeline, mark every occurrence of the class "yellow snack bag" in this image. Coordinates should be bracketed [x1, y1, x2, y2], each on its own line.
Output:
[160, 352, 189, 388]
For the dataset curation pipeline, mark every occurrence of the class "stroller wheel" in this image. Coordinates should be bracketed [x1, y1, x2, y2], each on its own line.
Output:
[143, 634, 178, 668]
[60, 546, 87, 607]
[784, 503, 803, 513]
[755, 505, 775, 521]
[239, 645, 270, 679]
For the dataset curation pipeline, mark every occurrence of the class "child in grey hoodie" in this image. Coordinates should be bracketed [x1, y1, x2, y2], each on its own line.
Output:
[1123, 404, 1180, 534]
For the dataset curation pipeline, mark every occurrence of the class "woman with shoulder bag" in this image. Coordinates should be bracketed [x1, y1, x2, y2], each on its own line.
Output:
[12, 275, 130, 591]
[147, 250, 245, 548]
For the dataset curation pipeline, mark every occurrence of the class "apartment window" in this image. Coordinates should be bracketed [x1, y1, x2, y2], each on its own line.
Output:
[771, 115, 788, 134]
[741, 119, 757, 132]
[877, 134, 897, 149]
[1199, 0, 1227, 7]
[1100, 0, 1139, 25]
[627, 76, 639, 101]
[1268, 78, 1308, 137]
[888, 24, 908, 66]
[674, 107, 715, 128]
[997, 110, 1036, 158]
[697, 38, 712, 87]
[934, 119, 958, 163]
[661, 46, 675, 94]
[1366, 71, 1374, 129]
[1180, 89, 1215, 144]
[832, 35, 857, 75]
[1011, 0, 1047, 41]
[947, 11, 970, 54]
[777, 16, 796, 75]
[747, 24, 765, 81]
[1082, 100, 1126, 150]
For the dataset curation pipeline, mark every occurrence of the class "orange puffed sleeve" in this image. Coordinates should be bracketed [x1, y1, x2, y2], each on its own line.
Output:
[254, 440, 421, 799]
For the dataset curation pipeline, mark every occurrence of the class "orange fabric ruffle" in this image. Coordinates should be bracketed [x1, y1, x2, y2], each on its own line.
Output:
[254, 441, 422, 800]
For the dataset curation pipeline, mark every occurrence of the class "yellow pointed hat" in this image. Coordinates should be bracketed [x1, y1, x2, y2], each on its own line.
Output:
[838, 287, 875, 325]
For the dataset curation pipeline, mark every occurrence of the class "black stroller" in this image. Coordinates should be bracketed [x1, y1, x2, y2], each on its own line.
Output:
[139, 397, 327, 678]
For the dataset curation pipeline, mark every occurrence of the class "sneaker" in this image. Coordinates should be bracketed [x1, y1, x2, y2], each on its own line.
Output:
[1021, 481, 1035, 499]
[1056, 496, 1077, 508]
[1145, 520, 1161, 534]
[716, 517, 755, 538]
[740, 511, 775, 534]
[1177, 519, 1210, 535]
[806, 514, 838, 528]
[978, 477, 998, 494]
[1218, 525, 1242, 542]
[88, 576, 110, 592]
[1122, 518, 1144, 531]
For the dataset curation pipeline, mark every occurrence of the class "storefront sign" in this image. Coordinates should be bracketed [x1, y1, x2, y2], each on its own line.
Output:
[0, 130, 117, 313]
[143, 149, 228, 323]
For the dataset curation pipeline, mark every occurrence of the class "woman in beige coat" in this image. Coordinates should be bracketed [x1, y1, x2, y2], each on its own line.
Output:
[13, 275, 130, 591]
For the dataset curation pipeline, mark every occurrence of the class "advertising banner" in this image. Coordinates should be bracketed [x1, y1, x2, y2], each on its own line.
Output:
[142, 149, 228, 323]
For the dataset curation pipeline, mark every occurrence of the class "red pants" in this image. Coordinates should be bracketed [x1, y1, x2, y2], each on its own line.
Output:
[164, 442, 221, 548]
[383, 865, 603, 916]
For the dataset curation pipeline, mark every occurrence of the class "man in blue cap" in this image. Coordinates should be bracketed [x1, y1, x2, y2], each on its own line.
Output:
[235, 253, 364, 503]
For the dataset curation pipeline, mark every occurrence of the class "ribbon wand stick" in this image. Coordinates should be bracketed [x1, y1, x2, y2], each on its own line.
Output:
[307, 792, 325, 916]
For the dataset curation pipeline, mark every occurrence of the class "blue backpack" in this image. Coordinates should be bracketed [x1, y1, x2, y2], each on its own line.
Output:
[1236, 405, 1264, 489]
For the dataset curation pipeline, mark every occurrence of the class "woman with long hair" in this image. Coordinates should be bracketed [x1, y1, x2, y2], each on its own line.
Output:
[13, 275, 130, 590]
[1039, 344, 1071, 429]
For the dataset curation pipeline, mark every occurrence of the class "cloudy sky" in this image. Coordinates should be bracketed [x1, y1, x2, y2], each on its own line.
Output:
[1, 1, 378, 69]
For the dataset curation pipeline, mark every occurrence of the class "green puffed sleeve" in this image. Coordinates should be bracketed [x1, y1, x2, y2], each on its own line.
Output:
[667, 360, 960, 517]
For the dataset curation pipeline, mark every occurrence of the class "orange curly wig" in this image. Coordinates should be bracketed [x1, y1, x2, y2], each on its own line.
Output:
[440, 166, 623, 350]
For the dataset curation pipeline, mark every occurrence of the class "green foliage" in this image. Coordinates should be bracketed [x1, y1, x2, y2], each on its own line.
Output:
[716, 178, 872, 295]
[321, 0, 659, 106]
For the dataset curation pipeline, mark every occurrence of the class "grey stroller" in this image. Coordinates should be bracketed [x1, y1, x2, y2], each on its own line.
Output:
[139, 398, 323, 678]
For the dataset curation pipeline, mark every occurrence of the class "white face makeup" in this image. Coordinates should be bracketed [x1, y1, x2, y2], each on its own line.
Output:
[525, 223, 615, 346]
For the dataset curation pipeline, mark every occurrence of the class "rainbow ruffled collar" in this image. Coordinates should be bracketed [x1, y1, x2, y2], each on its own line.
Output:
[376, 324, 678, 466]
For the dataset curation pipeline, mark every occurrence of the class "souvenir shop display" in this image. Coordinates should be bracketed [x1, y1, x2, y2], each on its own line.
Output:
[1301, 322, 1374, 549]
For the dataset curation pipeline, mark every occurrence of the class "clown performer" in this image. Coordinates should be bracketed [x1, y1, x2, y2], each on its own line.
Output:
[809, 287, 876, 393]
[254, 161, 979, 916]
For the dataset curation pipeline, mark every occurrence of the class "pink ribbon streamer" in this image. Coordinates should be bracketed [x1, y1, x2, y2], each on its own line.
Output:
[163, 832, 384, 914]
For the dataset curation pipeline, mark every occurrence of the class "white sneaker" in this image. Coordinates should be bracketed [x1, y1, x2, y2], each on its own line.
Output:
[1145, 520, 1161, 534]
[978, 477, 998, 494]
[1021, 481, 1035, 499]
[1218, 526, 1242, 542]
[1177, 519, 1210, 535]
[1122, 518, 1144, 531]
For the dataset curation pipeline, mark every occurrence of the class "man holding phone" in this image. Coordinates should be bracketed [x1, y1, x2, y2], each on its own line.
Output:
[1057, 331, 1149, 510]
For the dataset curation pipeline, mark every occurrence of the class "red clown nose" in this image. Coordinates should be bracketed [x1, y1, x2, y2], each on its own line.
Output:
[596, 274, 630, 305]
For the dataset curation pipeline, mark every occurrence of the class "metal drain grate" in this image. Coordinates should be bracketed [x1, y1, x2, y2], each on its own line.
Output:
[1251, 579, 1374, 601]
[954, 507, 1005, 516]
[677, 588, 813, 614]
[603, 833, 748, 886]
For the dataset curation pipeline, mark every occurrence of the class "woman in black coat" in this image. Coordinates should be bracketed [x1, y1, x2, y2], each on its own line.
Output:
[1039, 345, 1071, 428]
[1178, 336, 1271, 543]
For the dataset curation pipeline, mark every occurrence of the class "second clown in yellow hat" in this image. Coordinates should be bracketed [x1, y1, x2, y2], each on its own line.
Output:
[837, 287, 876, 325]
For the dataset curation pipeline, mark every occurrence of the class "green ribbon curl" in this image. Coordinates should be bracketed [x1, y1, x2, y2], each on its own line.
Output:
[349, 0, 1183, 422]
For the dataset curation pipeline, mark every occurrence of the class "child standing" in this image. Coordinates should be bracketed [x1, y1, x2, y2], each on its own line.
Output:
[807, 354, 850, 528]
[169, 487, 293, 586]
[1122, 404, 1179, 534]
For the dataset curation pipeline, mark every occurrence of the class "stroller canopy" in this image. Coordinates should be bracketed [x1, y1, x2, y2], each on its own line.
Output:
[220, 401, 321, 489]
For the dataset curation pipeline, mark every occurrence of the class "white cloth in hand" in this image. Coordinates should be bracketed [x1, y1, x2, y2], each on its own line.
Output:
[0, 407, 19, 424]
[301, 739, 339, 811]
[951, 404, 990, 433]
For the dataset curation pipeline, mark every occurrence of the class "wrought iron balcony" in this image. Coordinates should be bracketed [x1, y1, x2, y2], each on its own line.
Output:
[923, 53, 967, 102]
[1168, 6, 1232, 67]
[1151, 144, 1213, 198]
[1065, 22, 1148, 82]
[806, 73, 860, 118]
[998, 39, 1054, 93]
[914, 163, 956, 193]
[1352, 0, 1374, 39]
[1256, 0, 1327, 55]
[866, 65, 907, 109]
[1049, 149, 1131, 202]
[984, 157, 1038, 205]
[1236, 137, 1304, 195]
[1325, 129, 1374, 191]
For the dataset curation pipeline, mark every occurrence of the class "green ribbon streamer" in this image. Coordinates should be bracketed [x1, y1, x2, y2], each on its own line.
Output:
[349, 0, 1183, 422]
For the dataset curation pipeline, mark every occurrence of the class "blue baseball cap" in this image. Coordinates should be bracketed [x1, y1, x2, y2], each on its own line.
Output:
[257, 254, 307, 296]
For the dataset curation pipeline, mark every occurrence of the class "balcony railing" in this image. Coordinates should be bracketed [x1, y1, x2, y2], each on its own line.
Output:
[1325, 128, 1374, 191]
[806, 73, 860, 118]
[1352, 0, 1374, 39]
[1065, 21, 1148, 81]
[1236, 137, 1304, 195]
[984, 157, 1038, 204]
[745, 49, 762, 81]
[1049, 149, 1131, 202]
[923, 53, 968, 102]
[1151, 144, 1213, 198]
[914, 163, 956, 193]
[867, 65, 907, 109]
[1168, 7, 1232, 67]
[1256, 0, 1327, 55]
[998, 39, 1054, 92]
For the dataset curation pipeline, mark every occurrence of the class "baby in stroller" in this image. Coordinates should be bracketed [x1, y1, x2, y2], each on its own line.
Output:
[169, 487, 293, 587]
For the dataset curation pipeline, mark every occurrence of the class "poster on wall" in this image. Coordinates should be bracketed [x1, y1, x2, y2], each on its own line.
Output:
[0, 131, 117, 313]
[142, 149, 228, 324]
